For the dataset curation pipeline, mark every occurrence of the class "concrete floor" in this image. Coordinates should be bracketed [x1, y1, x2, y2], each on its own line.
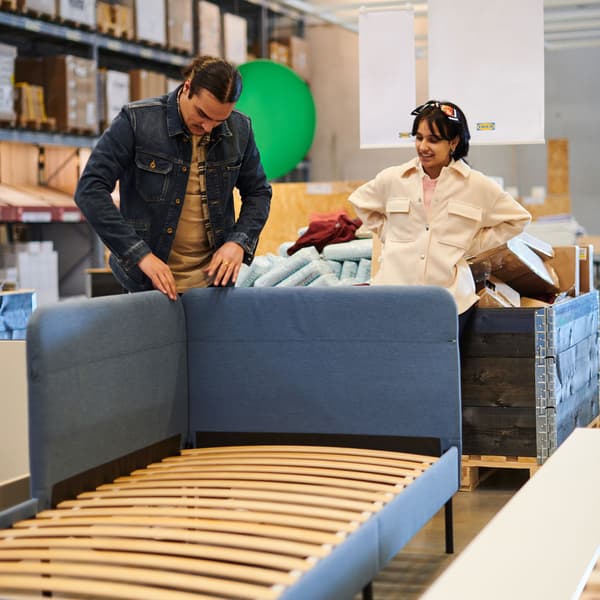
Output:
[355, 468, 530, 599]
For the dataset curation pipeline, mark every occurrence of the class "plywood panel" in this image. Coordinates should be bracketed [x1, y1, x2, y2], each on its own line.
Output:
[0, 142, 39, 186]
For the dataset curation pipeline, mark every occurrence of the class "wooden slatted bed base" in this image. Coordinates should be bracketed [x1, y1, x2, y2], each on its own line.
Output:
[0, 445, 439, 600]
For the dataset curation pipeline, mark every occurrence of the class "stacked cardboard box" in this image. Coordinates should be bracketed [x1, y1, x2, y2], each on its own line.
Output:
[0, 44, 17, 124]
[17, 0, 55, 17]
[129, 69, 167, 101]
[167, 0, 193, 54]
[57, 0, 96, 28]
[135, 0, 166, 46]
[198, 0, 222, 56]
[98, 69, 130, 129]
[15, 55, 97, 134]
[223, 13, 247, 65]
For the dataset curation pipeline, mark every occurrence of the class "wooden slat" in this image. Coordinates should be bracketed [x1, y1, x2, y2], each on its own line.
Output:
[0, 548, 297, 586]
[182, 444, 436, 463]
[56, 496, 371, 523]
[144, 457, 424, 478]
[0, 536, 311, 572]
[116, 470, 399, 492]
[92, 479, 397, 503]
[13, 516, 345, 545]
[35, 506, 358, 533]
[0, 525, 331, 559]
[0, 561, 278, 600]
[73, 487, 386, 512]
[122, 464, 405, 485]
[0, 574, 221, 600]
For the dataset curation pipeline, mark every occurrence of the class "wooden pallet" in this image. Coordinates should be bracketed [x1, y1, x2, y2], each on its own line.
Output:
[16, 116, 57, 131]
[462, 413, 600, 492]
[461, 454, 539, 492]
[0, 0, 17, 11]
[96, 22, 133, 41]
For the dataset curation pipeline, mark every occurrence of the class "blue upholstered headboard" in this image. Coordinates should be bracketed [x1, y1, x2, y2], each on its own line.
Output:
[183, 286, 461, 455]
[25, 285, 460, 514]
[26, 291, 188, 510]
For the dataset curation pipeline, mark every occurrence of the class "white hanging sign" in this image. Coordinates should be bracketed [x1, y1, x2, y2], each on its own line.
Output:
[428, 0, 545, 145]
[358, 8, 416, 148]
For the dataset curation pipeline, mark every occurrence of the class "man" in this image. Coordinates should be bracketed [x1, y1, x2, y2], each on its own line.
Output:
[75, 56, 272, 300]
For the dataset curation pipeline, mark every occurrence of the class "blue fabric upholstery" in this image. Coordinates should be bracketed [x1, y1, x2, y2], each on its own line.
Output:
[184, 286, 461, 455]
[26, 291, 188, 509]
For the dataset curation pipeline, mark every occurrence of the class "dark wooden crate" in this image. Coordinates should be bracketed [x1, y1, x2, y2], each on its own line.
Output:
[461, 291, 599, 461]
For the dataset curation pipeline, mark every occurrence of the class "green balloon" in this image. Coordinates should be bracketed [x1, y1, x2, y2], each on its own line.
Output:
[237, 60, 316, 181]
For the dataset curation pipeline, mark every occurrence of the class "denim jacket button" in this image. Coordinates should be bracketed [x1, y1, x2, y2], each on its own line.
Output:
[167, 227, 174, 234]
[182, 166, 187, 173]
[175, 198, 181, 205]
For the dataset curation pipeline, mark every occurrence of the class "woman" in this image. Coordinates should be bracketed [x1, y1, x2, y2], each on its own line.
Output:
[349, 100, 531, 334]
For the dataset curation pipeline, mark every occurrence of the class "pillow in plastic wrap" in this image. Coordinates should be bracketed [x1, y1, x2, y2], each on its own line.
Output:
[326, 260, 342, 278]
[236, 254, 280, 288]
[355, 258, 372, 283]
[322, 238, 372, 261]
[277, 259, 335, 287]
[253, 246, 320, 287]
[308, 273, 341, 287]
[340, 260, 358, 281]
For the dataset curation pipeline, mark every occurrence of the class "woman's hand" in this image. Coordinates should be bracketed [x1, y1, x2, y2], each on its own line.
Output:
[138, 253, 178, 300]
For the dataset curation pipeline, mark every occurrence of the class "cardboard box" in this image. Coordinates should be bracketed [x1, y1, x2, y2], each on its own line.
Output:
[0, 44, 17, 122]
[288, 36, 310, 80]
[57, 0, 96, 28]
[223, 13, 247, 65]
[469, 236, 560, 298]
[47, 55, 97, 133]
[269, 41, 289, 65]
[578, 245, 594, 294]
[17, 0, 55, 16]
[166, 0, 193, 54]
[129, 69, 167, 101]
[135, 0, 166, 45]
[545, 245, 580, 297]
[198, 0, 221, 56]
[98, 69, 129, 127]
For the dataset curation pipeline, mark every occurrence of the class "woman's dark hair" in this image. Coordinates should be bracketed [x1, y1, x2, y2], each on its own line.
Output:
[410, 100, 470, 160]
[182, 56, 242, 103]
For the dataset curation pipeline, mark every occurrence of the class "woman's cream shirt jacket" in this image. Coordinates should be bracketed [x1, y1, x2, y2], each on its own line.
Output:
[349, 158, 531, 313]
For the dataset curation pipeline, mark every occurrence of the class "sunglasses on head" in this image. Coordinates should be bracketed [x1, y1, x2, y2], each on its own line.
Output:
[411, 101, 459, 122]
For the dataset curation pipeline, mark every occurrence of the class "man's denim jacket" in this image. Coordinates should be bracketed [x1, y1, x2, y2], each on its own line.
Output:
[75, 85, 272, 291]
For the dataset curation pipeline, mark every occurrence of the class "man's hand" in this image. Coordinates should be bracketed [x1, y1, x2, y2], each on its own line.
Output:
[204, 242, 244, 287]
[138, 253, 178, 300]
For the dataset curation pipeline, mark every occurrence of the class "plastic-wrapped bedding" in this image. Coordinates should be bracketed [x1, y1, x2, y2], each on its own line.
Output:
[253, 246, 320, 287]
[308, 273, 341, 287]
[235, 254, 281, 288]
[340, 260, 358, 281]
[277, 259, 335, 287]
[355, 258, 372, 284]
[322, 238, 373, 261]
[326, 260, 342, 278]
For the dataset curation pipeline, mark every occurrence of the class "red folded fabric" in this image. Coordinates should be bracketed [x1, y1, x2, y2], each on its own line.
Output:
[287, 213, 362, 255]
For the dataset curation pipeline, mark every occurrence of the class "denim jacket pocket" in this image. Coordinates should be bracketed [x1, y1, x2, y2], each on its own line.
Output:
[134, 151, 173, 203]
[386, 197, 413, 242]
[439, 201, 482, 250]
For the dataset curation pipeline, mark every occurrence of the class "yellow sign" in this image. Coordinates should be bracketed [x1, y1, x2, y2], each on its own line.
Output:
[477, 122, 496, 131]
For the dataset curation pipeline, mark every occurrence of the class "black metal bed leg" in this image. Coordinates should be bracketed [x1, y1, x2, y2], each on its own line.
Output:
[362, 581, 373, 600]
[444, 497, 454, 554]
